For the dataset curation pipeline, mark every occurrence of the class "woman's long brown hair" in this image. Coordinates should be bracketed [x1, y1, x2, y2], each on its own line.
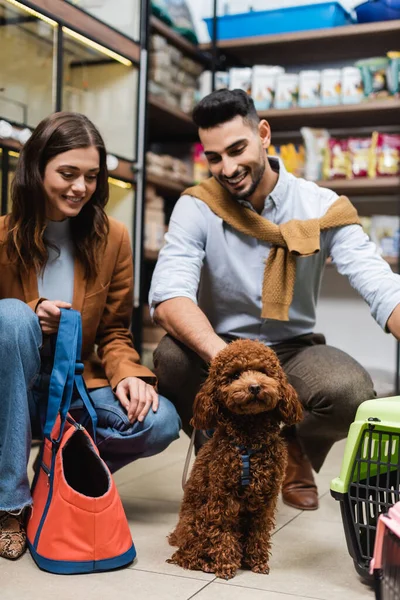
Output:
[6, 112, 110, 280]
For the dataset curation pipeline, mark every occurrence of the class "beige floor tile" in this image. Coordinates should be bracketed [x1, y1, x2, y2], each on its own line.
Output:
[320, 440, 347, 476]
[194, 582, 321, 599]
[28, 446, 40, 484]
[297, 492, 343, 524]
[117, 459, 186, 502]
[218, 519, 374, 600]
[118, 459, 314, 517]
[119, 496, 215, 581]
[113, 433, 190, 487]
[0, 554, 208, 600]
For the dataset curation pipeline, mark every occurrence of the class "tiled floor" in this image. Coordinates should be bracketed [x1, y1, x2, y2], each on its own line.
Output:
[1, 436, 374, 600]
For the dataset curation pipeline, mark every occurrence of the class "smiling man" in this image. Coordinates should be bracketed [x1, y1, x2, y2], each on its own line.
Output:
[149, 89, 400, 511]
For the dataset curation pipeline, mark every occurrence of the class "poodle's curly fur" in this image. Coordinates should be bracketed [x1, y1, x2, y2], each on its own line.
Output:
[168, 339, 303, 580]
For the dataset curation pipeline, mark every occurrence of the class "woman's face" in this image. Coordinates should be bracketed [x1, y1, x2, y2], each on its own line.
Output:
[43, 146, 100, 221]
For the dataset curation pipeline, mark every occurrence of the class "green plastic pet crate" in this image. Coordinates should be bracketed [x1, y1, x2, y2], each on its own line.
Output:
[331, 397, 400, 580]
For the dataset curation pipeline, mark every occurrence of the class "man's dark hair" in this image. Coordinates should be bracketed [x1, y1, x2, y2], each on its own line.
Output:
[192, 88, 259, 130]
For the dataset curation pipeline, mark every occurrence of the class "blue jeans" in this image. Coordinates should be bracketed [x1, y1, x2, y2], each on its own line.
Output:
[0, 299, 181, 512]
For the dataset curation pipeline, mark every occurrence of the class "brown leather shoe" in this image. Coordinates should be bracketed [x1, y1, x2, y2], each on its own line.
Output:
[0, 511, 27, 560]
[282, 434, 319, 511]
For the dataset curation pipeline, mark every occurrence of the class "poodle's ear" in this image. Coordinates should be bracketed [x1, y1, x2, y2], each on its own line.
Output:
[277, 381, 303, 426]
[191, 377, 218, 430]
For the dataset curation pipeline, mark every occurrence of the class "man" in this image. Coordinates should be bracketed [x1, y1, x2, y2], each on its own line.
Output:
[149, 88, 400, 511]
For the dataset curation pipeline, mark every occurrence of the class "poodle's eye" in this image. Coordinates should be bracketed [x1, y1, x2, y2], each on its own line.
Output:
[231, 372, 241, 381]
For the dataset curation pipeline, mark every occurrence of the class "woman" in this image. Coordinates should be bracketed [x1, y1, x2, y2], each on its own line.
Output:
[0, 112, 180, 560]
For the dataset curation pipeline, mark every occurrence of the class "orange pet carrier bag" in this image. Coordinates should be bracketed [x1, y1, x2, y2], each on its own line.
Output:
[26, 309, 136, 574]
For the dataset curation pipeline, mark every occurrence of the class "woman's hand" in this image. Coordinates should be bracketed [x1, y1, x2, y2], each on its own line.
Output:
[36, 300, 72, 335]
[115, 377, 159, 423]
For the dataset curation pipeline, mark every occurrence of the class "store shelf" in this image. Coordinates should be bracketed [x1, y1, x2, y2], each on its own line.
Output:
[200, 19, 400, 66]
[148, 94, 197, 142]
[147, 173, 193, 195]
[151, 16, 209, 65]
[318, 177, 400, 196]
[260, 99, 400, 132]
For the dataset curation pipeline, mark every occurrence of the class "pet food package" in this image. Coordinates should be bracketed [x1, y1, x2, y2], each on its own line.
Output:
[370, 215, 400, 258]
[320, 68, 341, 106]
[370, 132, 400, 177]
[229, 68, 252, 94]
[192, 143, 209, 184]
[300, 127, 330, 181]
[341, 66, 364, 104]
[180, 88, 196, 113]
[252, 65, 284, 110]
[360, 216, 372, 238]
[274, 73, 299, 109]
[197, 70, 229, 101]
[268, 143, 305, 178]
[144, 185, 165, 253]
[298, 70, 321, 108]
[355, 57, 389, 99]
[323, 138, 348, 180]
[347, 137, 372, 179]
[387, 51, 400, 96]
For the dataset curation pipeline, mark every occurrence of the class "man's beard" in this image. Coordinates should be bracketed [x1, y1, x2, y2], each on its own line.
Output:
[218, 161, 266, 201]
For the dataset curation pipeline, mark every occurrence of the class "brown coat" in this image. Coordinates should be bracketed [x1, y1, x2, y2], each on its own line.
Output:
[0, 215, 155, 388]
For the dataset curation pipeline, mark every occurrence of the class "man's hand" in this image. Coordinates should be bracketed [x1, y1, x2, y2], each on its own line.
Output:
[115, 377, 159, 423]
[36, 300, 72, 334]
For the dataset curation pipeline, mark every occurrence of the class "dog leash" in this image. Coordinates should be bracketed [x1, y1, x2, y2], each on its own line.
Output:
[182, 429, 196, 490]
[182, 429, 215, 490]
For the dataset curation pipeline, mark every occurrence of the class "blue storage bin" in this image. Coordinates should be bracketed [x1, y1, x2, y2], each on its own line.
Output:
[355, 0, 400, 23]
[204, 2, 354, 41]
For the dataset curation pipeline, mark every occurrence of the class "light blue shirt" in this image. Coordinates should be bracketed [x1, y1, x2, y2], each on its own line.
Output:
[38, 219, 74, 304]
[149, 157, 400, 345]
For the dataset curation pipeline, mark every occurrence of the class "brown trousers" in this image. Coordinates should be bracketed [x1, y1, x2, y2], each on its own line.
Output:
[153, 333, 376, 472]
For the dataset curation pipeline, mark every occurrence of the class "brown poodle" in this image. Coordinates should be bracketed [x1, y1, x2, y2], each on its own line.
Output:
[168, 339, 303, 580]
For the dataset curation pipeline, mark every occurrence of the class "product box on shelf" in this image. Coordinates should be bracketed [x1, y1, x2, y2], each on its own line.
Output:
[370, 132, 400, 177]
[298, 70, 321, 108]
[252, 65, 284, 110]
[370, 215, 400, 258]
[341, 66, 364, 104]
[356, 57, 390, 99]
[229, 68, 252, 94]
[149, 33, 204, 114]
[274, 73, 299, 109]
[144, 184, 165, 254]
[268, 143, 305, 178]
[301, 127, 330, 181]
[197, 70, 229, 101]
[320, 68, 342, 106]
[388, 51, 400, 96]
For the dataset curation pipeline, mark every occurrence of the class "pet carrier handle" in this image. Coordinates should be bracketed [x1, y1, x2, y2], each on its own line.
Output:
[43, 309, 97, 442]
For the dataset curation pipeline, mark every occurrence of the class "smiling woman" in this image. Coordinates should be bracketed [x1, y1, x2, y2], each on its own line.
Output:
[0, 111, 180, 561]
[6, 112, 109, 281]
[43, 147, 100, 222]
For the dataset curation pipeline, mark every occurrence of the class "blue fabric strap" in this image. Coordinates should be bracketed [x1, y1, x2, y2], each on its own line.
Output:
[237, 445, 257, 487]
[43, 309, 97, 443]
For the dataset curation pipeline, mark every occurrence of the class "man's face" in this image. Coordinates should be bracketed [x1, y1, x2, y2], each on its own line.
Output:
[199, 116, 269, 200]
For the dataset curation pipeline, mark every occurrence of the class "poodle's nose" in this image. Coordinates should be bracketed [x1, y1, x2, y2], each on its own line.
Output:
[249, 384, 261, 396]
